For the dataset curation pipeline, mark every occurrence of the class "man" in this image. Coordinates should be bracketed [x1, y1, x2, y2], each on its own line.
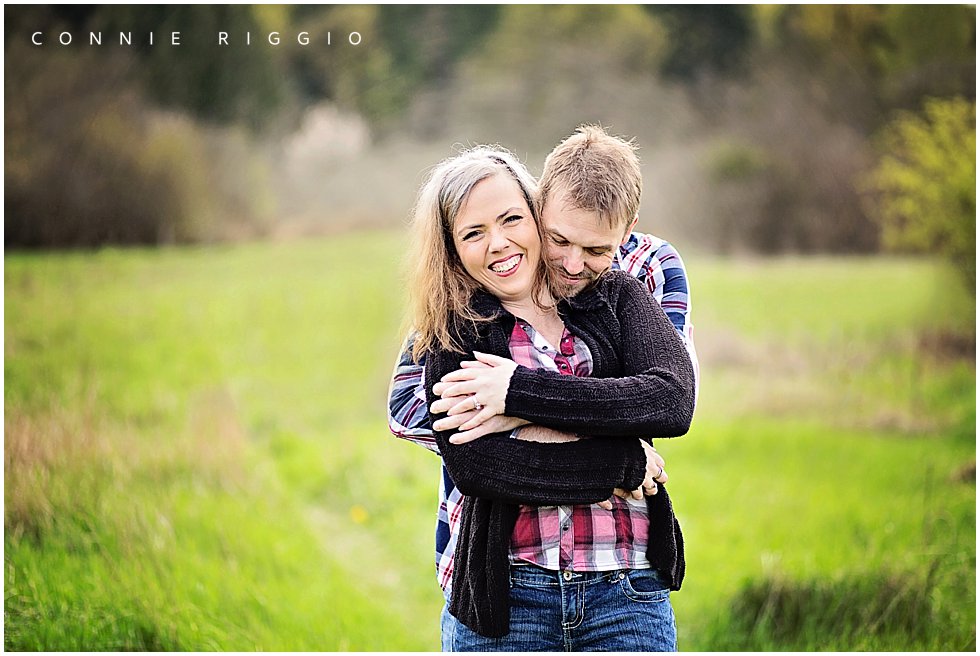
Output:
[387, 125, 699, 650]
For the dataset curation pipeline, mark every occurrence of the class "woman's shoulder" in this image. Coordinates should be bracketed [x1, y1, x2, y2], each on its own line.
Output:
[444, 292, 513, 349]
[563, 271, 648, 321]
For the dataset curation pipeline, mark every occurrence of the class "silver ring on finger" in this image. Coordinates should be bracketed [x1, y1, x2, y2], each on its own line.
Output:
[473, 398, 483, 412]
[655, 466, 666, 482]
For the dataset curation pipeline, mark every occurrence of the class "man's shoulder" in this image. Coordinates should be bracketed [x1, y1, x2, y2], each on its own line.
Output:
[620, 230, 671, 255]
[617, 231, 686, 278]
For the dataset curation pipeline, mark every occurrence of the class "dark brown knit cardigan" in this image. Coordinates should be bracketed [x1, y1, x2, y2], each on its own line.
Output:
[424, 270, 696, 638]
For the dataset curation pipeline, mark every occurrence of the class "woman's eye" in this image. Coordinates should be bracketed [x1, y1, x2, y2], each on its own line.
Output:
[462, 231, 481, 241]
[504, 214, 522, 224]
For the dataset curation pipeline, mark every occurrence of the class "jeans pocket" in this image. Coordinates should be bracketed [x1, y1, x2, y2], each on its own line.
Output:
[619, 569, 670, 603]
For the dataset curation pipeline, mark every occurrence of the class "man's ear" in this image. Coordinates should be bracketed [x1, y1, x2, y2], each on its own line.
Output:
[621, 213, 639, 245]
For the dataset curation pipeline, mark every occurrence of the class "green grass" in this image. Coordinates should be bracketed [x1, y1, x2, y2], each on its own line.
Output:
[5, 233, 975, 650]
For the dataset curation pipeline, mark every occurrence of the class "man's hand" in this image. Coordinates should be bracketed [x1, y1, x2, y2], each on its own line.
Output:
[596, 441, 668, 510]
[597, 487, 647, 511]
[430, 352, 518, 430]
[641, 440, 668, 491]
[433, 411, 529, 445]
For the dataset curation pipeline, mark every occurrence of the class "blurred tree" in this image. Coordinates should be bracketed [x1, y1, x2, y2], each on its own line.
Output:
[876, 5, 976, 106]
[5, 40, 184, 246]
[94, 5, 291, 130]
[378, 5, 500, 90]
[6, 5, 293, 130]
[443, 4, 670, 149]
[863, 97, 976, 289]
[775, 5, 975, 122]
[763, 5, 889, 131]
[285, 5, 403, 131]
[377, 5, 500, 136]
[287, 5, 500, 135]
[646, 5, 755, 79]
[5, 5, 278, 248]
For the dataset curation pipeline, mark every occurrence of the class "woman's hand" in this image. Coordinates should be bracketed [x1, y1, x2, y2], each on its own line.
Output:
[429, 351, 518, 431]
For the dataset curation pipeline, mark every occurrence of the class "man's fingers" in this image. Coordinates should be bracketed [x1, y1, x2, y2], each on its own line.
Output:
[432, 415, 462, 431]
[645, 482, 659, 496]
[432, 411, 473, 432]
[430, 395, 463, 414]
[430, 394, 473, 415]
[449, 424, 493, 444]
[458, 407, 495, 431]
[459, 360, 492, 369]
[597, 499, 614, 511]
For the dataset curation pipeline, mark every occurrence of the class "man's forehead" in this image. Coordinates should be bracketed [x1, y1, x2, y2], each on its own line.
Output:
[543, 205, 621, 247]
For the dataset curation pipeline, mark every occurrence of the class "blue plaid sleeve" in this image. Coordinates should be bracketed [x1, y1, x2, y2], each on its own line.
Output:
[617, 233, 700, 405]
[387, 333, 440, 454]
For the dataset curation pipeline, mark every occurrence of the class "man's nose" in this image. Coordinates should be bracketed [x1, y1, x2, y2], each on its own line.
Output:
[563, 250, 585, 275]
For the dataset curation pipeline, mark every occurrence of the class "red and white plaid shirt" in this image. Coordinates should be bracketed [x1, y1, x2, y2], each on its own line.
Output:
[506, 318, 651, 572]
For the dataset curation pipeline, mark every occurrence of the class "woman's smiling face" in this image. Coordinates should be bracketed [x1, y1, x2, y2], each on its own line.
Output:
[452, 173, 541, 305]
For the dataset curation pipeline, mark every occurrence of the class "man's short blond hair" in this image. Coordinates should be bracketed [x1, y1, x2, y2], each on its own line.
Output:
[538, 124, 642, 233]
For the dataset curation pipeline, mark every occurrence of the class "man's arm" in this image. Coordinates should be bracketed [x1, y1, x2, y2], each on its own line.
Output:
[386, 334, 440, 454]
[626, 235, 700, 405]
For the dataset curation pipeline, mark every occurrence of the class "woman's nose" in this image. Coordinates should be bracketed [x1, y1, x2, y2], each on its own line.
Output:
[488, 226, 510, 251]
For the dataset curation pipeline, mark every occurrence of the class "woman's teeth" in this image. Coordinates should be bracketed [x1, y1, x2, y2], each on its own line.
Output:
[490, 255, 521, 273]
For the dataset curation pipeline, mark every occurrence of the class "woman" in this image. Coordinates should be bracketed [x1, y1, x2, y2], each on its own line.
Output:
[406, 146, 695, 648]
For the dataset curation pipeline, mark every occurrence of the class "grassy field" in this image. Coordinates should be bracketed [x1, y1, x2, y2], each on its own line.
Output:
[4, 231, 975, 650]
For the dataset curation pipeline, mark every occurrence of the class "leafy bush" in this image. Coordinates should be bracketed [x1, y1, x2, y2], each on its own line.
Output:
[863, 97, 976, 289]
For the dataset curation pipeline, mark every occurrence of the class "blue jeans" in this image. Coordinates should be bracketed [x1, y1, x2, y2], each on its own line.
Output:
[440, 564, 677, 652]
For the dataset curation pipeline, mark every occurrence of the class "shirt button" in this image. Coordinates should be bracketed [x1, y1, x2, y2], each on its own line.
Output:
[563, 571, 573, 581]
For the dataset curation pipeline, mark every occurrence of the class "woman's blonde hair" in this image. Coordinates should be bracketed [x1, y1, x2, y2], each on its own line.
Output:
[407, 146, 546, 360]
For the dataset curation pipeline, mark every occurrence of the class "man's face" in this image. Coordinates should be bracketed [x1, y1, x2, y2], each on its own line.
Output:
[540, 186, 631, 295]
